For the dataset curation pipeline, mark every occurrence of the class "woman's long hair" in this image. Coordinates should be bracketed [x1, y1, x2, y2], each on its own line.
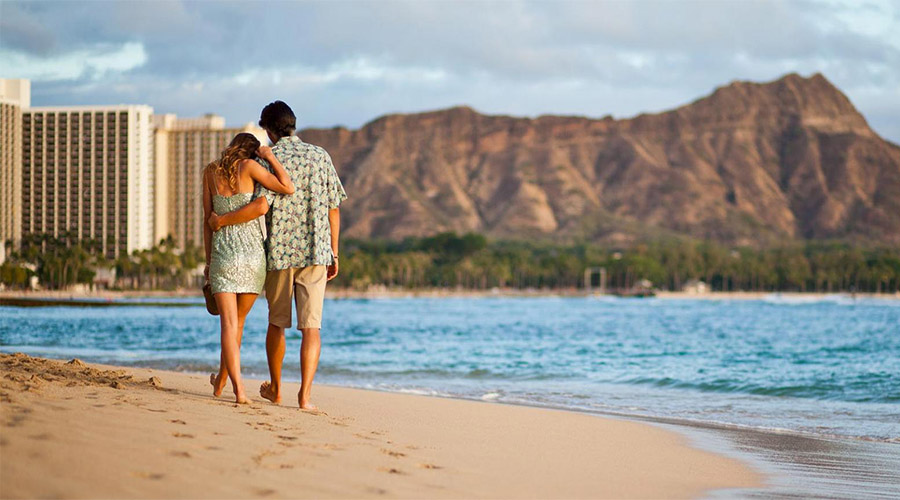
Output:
[209, 132, 260, 191]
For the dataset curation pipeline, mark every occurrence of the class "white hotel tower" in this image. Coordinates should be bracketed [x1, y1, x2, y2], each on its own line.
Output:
[0, 79, 30, 263]
[22, 105, 155, 257]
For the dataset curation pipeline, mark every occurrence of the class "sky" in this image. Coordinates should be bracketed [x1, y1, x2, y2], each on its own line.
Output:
[1, 0, 899, 143]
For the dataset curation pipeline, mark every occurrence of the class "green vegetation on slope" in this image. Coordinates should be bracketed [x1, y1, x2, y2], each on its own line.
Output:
[3, 232, 898, 293]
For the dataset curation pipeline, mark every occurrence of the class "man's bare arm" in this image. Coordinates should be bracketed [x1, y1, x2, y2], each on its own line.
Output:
[208, 197, 268, 231]
[327, 207, 340, 281]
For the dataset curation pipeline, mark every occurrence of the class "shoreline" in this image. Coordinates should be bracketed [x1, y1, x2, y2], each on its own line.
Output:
[2, 347, 893, 446]
[1, 354, 764, 499]
[2, 288, 898, 302]
[150, 364, 897, 446]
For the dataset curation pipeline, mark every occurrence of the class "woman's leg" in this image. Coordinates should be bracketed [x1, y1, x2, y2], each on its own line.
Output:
[211, 294, 256, 397]
[235, 293, 257, 347]
[211, 350, 228, 397]
[214, 292, 247, 403]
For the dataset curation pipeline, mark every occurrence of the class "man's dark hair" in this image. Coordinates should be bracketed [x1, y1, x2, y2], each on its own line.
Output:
[259, 101, 296, 138]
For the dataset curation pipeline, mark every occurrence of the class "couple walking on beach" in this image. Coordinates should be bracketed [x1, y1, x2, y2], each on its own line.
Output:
[202, 101, 347, 408]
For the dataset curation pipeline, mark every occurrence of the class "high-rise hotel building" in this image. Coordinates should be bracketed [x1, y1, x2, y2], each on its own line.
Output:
[153, 114, 265, 249]
[3, 76, 267, 264]
[0, 79, 30, 263]
[22, 105, 155, 257]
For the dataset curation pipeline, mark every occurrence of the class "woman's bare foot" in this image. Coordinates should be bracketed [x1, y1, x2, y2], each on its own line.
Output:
[234, 387, 249, 405]
[210, 373, 226, 397]
[259, 381, 282, 404]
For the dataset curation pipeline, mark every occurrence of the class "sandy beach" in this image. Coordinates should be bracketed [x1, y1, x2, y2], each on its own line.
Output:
[0, 354, 762, 499]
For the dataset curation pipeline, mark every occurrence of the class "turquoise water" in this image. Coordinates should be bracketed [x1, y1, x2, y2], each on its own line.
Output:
[1, 296, 898, 442]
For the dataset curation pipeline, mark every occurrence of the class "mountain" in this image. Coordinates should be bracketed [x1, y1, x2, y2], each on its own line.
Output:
[300, 73, 900, 246]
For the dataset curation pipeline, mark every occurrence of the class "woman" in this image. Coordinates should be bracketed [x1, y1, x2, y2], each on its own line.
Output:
[202, 132, 294, 403]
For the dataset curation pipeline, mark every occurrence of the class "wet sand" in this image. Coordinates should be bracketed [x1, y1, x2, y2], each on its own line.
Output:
[681, 425, 900, 499]
[0, 354, 762, 499]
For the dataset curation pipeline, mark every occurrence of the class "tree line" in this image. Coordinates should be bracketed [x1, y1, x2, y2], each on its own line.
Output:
[334, 233, 900, 293]
[3, 231, 899, 293]
[1, 233, 204, 290]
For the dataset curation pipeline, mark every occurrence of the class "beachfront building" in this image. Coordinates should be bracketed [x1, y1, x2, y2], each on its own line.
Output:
[22, 105, 155, 258]
[0, 79, 31, 263]
[152, 114, 266, 249]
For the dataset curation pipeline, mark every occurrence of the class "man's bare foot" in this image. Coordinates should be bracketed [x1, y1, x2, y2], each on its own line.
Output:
[298, 393, 321, 412]
[210, 373, 226, 397]
[259, 381, 282, 404]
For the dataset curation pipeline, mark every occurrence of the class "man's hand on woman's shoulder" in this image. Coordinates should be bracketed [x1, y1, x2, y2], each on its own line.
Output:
[257, 145, 275, 163]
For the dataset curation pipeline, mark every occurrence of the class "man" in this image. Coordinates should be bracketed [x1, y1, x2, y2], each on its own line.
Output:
[208, 100, 346, 410]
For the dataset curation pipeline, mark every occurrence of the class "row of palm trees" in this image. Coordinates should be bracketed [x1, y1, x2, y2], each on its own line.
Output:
[1, 233, 204, 290]
[4, 231, 899, 293]
[336, 234, 900, 293]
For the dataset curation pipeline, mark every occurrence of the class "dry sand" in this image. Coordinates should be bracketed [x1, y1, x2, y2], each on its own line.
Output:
[0, 354, 763, 499]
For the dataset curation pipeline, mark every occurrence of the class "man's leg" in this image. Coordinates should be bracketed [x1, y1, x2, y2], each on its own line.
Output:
[299, 327, 321, 409]
[260, 269, 294, 404]
[263, 323, 286, 403]
[295, 266, 327, 410]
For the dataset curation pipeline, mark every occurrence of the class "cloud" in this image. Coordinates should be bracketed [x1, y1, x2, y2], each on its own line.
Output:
[1, 0, 897, 142]
[0, 42, 147, 81]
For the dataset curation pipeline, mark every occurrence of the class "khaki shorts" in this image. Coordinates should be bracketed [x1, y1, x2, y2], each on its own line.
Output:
[264, 266, 327, 329]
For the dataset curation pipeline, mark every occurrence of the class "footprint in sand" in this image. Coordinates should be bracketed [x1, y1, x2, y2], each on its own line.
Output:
[418, 463, 442, 470]
[172, 432, 194, 438]
[169, 419, 187, 425]
[381, 449, 406, 458]
[133, 472, 165, 480]
[378, 467, 405, 475]
[169, 451, 192, 458]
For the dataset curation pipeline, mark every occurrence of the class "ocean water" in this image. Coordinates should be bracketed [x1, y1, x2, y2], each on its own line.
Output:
[1, 296, 898, 443]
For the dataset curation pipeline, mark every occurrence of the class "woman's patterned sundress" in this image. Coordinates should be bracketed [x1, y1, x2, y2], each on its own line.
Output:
[208, 181, 266, 294]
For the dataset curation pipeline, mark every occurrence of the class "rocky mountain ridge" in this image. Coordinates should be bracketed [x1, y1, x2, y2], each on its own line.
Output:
[300, 73, 900, 246]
